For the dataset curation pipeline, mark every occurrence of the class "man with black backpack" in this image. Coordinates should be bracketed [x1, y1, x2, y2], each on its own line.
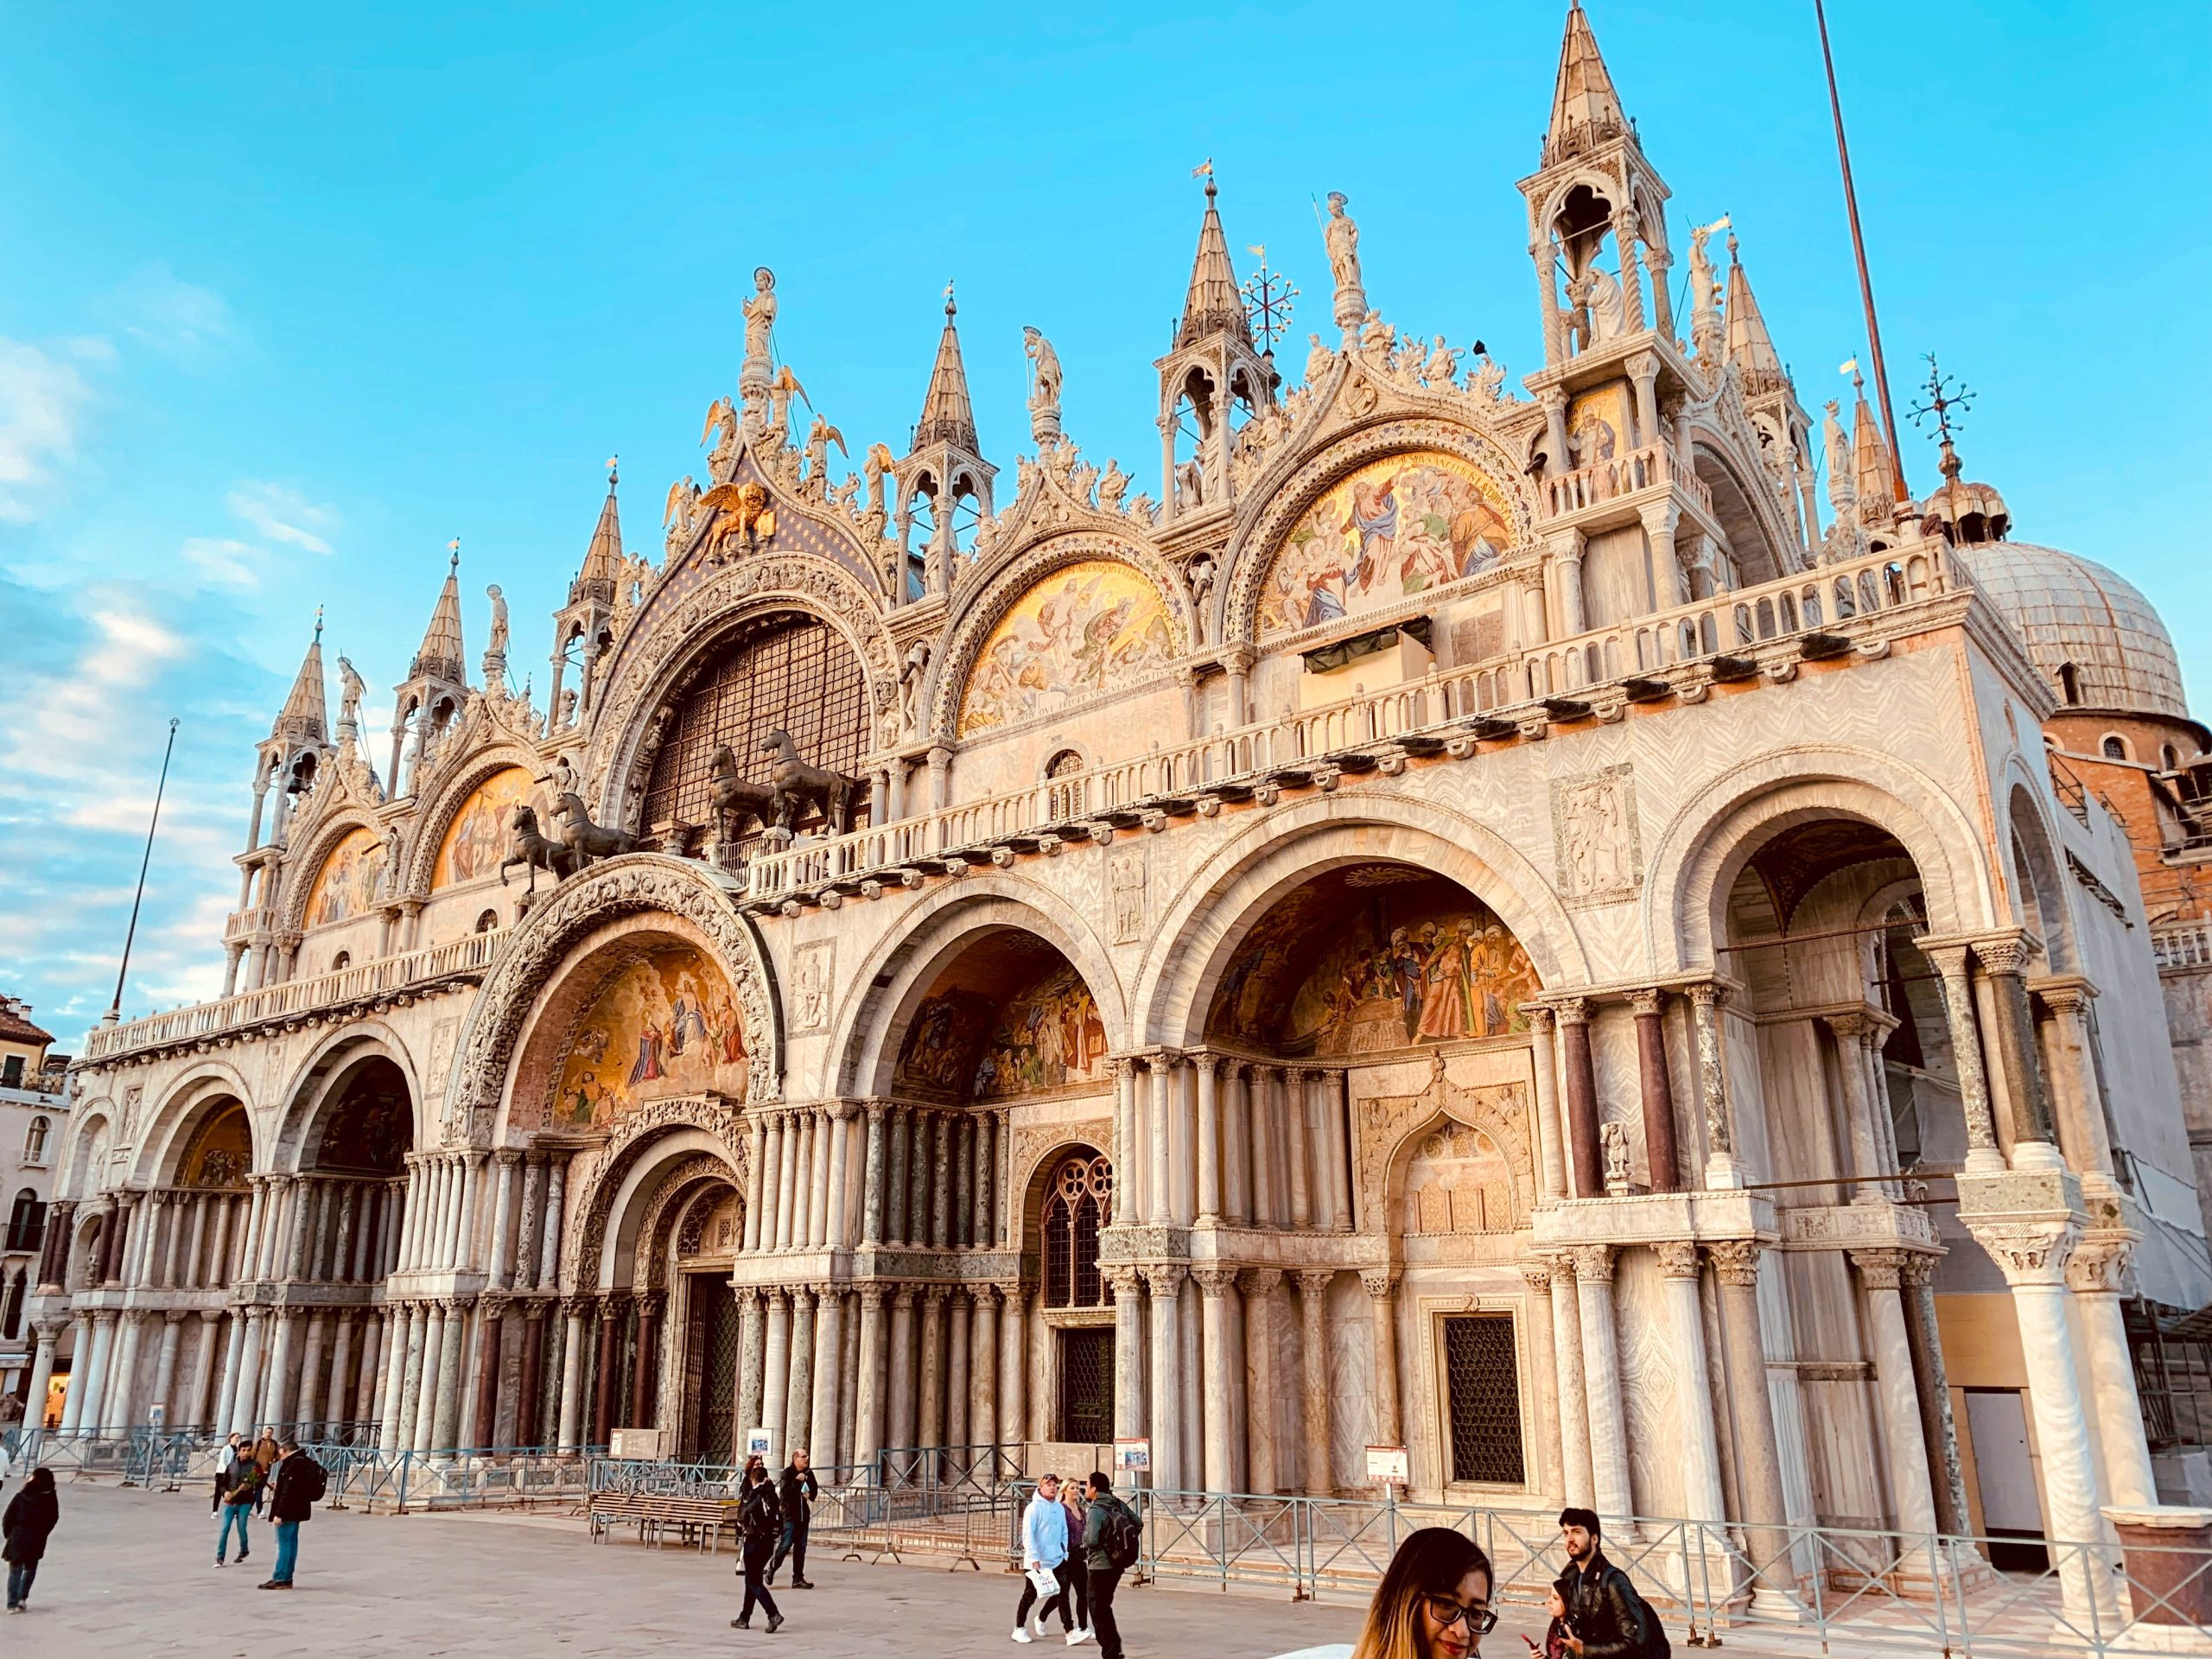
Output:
[1553, 1508, 1669, 1658]
[260, 1440, 327, 1591]
[1077, 1472, 1141, 1659]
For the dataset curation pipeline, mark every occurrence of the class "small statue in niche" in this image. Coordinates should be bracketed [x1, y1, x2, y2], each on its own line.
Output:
[1600, 1120, 1633, 1192]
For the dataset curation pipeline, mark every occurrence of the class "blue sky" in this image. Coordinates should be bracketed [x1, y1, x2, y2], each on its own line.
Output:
[2, 2, 2206, 1049]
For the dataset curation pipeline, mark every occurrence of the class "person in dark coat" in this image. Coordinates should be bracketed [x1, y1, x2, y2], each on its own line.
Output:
[1552, 1509, 1656, 1659]
[767, 1449, 819, 1588]
[730, 1461, 785, 1633]
[214, 1437, 264, 1567]
[1078, 1472, 1141, 1659]
[261, 1440, 323, 1590]
[3, 1467, 60, 1613]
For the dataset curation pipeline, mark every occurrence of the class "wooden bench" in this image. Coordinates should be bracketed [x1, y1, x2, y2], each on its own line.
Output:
[587, 1491, 741, 1554]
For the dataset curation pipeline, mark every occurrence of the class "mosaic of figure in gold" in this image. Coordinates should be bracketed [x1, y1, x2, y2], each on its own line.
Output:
[957, 560, 1176, 736]
[1258, 451, 1512, 637]
[1209, 867, 1540, 1058]
[304, 827, 385, 930]
[434, 766, 534, 889]
[895, 959, 1109, 1101]
[549, 945, 748, 1129]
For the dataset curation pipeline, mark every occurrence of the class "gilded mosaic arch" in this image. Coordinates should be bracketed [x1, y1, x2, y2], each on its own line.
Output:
[931, 533, 1191, 743]
[1219, 419, 1535, 649]
[403, 751, 544, 897]
[296, 822, 387, 932]
[447, 854, 782, 1146]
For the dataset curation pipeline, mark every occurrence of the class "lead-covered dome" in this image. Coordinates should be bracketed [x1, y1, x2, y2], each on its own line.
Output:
[1961, 540, 2190, 721]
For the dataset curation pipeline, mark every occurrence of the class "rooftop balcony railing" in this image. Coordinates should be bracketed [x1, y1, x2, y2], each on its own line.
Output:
[84, 927, 506, 1063]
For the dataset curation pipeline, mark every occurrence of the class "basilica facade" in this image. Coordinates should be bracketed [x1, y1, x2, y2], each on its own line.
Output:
[27, 5, 2212, 1566]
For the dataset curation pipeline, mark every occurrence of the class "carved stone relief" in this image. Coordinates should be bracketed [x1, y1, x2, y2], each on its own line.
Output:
[1551, 764, 1643, 907]
[789, 939, 834, 1037]
[1108, 842, 1147, 946]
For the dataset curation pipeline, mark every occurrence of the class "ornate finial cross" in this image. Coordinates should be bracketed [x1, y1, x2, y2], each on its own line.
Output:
[447, 537, 461, 570]
[607, 454, 619, 485]
[1907, 352, 1974, 446]
[313, 605, 323, 644]
[1241, 245, 1298, 355]
[943, 278, 956, 316]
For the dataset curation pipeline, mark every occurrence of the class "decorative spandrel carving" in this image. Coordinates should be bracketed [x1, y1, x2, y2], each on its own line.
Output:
[788, 940, 833, 1037]
[1108, 844, 1147, 946]
[1551, 765, 1643, 907]
[1354, 1056, 1531, 1234]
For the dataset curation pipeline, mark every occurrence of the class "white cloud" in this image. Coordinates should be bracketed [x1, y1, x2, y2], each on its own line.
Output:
[0, 337, 98, 521]
[182, 535, 266, 588]
[6, 600, 189, 780]
[227, 480, 339, 555]
[111, 262, 233, 363]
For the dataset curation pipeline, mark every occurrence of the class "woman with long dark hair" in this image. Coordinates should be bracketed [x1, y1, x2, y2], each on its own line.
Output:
[730, 1459, 784, 1633]
[1352, 1526, 1497, 1659]
[3, 1466, 60, 1614]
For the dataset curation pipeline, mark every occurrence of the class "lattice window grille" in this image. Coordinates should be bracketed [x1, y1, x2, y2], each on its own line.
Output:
[1442, 1313, 1525, 1485]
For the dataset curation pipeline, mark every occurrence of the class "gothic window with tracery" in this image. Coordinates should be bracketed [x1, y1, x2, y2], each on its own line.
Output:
[1041, 1151, 1112, 1308]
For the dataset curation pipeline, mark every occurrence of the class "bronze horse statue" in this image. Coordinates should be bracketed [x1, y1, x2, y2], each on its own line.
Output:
[500, 803, 575, 892]
[708, 744, 778, 850]
[553, 790, 636, 870]
[762, 729, 862, 836]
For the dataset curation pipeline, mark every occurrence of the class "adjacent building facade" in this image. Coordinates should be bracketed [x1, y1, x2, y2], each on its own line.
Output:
[2, 996, 67, 1422]
[29, 4, 2211, 1575]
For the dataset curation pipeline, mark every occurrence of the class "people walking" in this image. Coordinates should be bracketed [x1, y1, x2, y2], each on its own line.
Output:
[767, 1448, 818, 1589]
[1551, 1508, 1664, 1658]
[3, 1467, 60, 1614]
[1013, 1472, 1077, 1644]
[260, 1439, 327, 1590]
[1077, 1472, 1141, 1659]
[731, 1460, 785, 1634]
[1351, 1526, 1497, 1659]
[1058, 1478, 1092, 1639]
[214, 1435, 264, 1567]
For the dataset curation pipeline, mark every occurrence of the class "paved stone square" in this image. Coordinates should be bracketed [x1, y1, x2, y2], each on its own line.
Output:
[13, 1480, 1402, 1657]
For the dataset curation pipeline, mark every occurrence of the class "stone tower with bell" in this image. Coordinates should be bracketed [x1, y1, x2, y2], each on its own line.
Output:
[1153, 171, 1275, 537]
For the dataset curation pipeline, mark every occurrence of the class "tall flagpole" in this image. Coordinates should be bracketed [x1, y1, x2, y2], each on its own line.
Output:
[106, 716, 181, 1025]
[1815, 0, 1906, 496]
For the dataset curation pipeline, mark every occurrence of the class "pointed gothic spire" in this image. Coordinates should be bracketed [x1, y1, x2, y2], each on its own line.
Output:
[275, 609, 327, 741]
[1849, 371, 1903, 516]
[1177, 175, 1251, 349]
[1723, 237, 1786, 396]
[580, 458, 624, 583]
[1545, 3, 1630, 163]
[410, 543, 468, 685]
[912, 288, 979, 451]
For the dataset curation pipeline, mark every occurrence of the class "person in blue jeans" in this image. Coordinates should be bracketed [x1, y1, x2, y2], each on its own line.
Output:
[214, 1439, 262, 1567]
[261, 1440, 322, 1590]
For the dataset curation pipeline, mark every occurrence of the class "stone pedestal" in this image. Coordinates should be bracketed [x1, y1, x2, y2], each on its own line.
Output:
[2107, 1506, 2212, 1653]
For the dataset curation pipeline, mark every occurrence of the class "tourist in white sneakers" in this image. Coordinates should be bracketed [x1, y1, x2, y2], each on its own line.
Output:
[1012, 1473, 1077, 1643]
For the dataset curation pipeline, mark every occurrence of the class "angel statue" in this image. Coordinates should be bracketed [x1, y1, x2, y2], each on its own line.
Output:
[863, 442, 896, 518]
[742, 266, 777, 367]
[664, 474, 700, 552]
[1023, 326, 1064, 447]
[804, 415, 848, 492]
[336, 654, 365, 742]
[700, 397, 740, 479]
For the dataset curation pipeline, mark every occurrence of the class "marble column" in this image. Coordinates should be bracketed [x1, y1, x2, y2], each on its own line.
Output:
[1852, 1250, 1940, 1536]
[1109, 1268, 1147, 1489]
[1294, 1269, 1334, 1496]
[185, 1311, 222, 1431]
[261, 1309, 299, 1427]
[736, 1290, 766, 1448]
[1656, 1243, 1725, 1522]
[997, 1284, 1026, 1456]
[886, 1108, 912, 1244]
[474, 1297, 508, 1449]
[1283, 1068, 1313, 1229]
[2042, 986, 2120, 1182]
[1518, 1262, 1561, 1502]
[516, 1303, 546, 1447]
[760, 1290, 791, 1463]
[1241, 1268, 1281, 1495]
[1559, 1001, 1602, 1198]
[1223, 1065, 1252, 1224]
[229, 1308, 266, 1438]
[413, 1301, 447, 1453]
[538, 1156, 569, 1289]
[854, 1287, 887, 1470]
[810, 1111, 835, 1249]
[24, 1327, 58, 1431]
[296, 1311, 329, 1433]
[487, 1152, 521, 1289]
[150, 1311, 186, 1424]
[1978, 937, 2060, 1155]
[1826, 1011, 1896, 1200]
[969, 1286, 999, 1449]
[1361, 1269, 1401, 1447]
[861, 1105, 887, 1246]
[431, 1298, 467, 1452]
[590, 1297, 621, 1450]
[1707, 1242, 1789, 1574]
[1630, 991, 1682, 1192]
[1572, 1246, 1631, 1522]
[1195, 1057, 1222, 1224]
[917, 1287, 946, 1452]
[1145, 1266, 1186, 1492]
[1148, 1058, 1177, 1225]
[57, 1313, 93, 1433]
[944, 1291, 970, 1447]
[632, 1292, 663, 1433]
[810, 1287, 843, 1463]
[1110, 1060, 1137, 1223]
[1686, 982, 1741, 1187]
[744, 1117, 769, 1254]
[2068, 1236, 2159, 1510]
[1919, 944, 2003, 1170]
[887, 1287, 918, 1454]
[384, 1304, 421, 1452]
[1899, 1254, 1971, 1535]
[1194, 1268, 1245, 1494]
[930, 1114, 954, 1249]
[517, 1154, 547, 1290]
[556, 1299, 588, 1453]
[1528, 1008, 1567, 1202]
[785, 1287, 817, 1458]
[1249, 1067, 1278, 1226]
[772, 1114, 798, 1249]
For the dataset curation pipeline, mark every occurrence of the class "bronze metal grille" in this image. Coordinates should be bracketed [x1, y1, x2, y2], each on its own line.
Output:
[1042, 1153, 1113, 1308]
[683, 1274, 740, 1463]
[640, 612, 870, 834]
[1058, 1326, 1115, 1444]
[1442, 1313, 1525, 1484]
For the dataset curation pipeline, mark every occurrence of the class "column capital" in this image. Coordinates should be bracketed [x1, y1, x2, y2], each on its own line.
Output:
[1141, 1263, 1187, 1297]
[970, 1282, 999, 1311]
[1849, 1248, 1913, 1290]
[1705, 1239, 1764, 1287]
[1191, 1266, 1240, 1298]
[1105, 1265, 1146, 1299]
[1281, 1268, 1330, 1300]
[1567, 1244, 1615, 1285]
[1553, 996, 1591, 1027]
[162, 1306, 190, 1325]
[632, 1290, 664, 1318]
[1684, 977, 1731, 1010]
[920, 1282, 950, 1308]
[2033, 977, 2097, 1016]
[1357, 1267, 1399, 1300]
[865, 1100, 887, 1125]
[1520, 1002, 1555, 1034]
[857, 1284, 888, 1311]
[1655, 1240, 1701, 1280]
[196, 1306, 225, 1325]
[2065, 1232, 2134, 1294]
[891, 1284, 917, 1310]
[1151, 1046, 1186, 1070]
[1518, 1261, 1553, 1294]
[480, 1292, 512, 1321]
[1974, 934, 2033, 976]
[1237, 1266, 1283, 1297]
[1626, 987, 1667, 1018]
[1823, 1006, 1897, 1046]
[493, 1147, 523, 1170]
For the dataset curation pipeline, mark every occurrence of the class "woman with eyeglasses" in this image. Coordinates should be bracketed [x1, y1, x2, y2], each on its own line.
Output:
[1352, 1527, 1497, 1659]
